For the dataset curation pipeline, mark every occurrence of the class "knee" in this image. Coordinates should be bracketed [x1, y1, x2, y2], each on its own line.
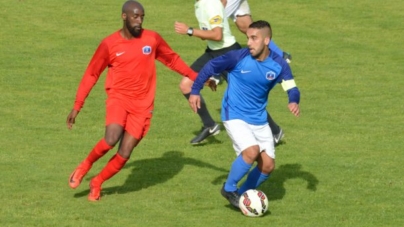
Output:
[235, 16, 252, 33]
[104, 137, 118, 147]
[237, 25, 248, 33]
[104, 124, 124, 146]
[117, 140, 139, 159]
[261, 164, 275, 174]
[258, 161, 275, 175]
[104, 133, 121, 147]
[242, 146, 260, 164]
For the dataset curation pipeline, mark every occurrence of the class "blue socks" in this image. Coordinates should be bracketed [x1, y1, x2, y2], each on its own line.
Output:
[238, 166, 269, 195]
[224, 155, 252, 192]
[269, 41, 283, 57]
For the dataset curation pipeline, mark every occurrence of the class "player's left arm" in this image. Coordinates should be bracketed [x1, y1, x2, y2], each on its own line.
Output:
[279, 63, 300, 117]
[155, 35, 198, 81]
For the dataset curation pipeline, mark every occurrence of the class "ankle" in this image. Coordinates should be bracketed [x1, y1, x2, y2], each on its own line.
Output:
[91, 176, 103, 187]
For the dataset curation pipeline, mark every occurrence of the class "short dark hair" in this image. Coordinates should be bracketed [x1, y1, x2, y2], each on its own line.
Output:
[249, 20, 272, 38]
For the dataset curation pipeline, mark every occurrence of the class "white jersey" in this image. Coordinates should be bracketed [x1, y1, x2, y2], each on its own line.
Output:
[224, 0, 251, 21]
[194, 0, 236, 50]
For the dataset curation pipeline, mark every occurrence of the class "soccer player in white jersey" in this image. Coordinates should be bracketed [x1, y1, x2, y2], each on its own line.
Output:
[175, 0, 283, 145]
[188, 20, 300, 208]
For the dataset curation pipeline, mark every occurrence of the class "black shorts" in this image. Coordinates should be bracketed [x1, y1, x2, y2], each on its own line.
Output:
[191, 42, 242, 76]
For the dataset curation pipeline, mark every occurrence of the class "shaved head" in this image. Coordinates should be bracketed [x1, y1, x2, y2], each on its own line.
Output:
[122, 0, 144, 14]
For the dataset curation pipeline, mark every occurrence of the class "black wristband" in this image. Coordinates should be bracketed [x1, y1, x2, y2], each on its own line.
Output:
[187, 27, 194, 36]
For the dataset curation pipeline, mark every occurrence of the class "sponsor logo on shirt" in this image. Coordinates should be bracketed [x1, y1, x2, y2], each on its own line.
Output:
[209, 15, 222, 25]
[266, 71, 276, 80]
[143, 46, 152, 55]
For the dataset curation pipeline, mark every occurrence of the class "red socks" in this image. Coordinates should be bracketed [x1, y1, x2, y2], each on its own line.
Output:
[93, 153, 129, 186]
[82, 139, 129, 187]
[84, 139, 113, 165]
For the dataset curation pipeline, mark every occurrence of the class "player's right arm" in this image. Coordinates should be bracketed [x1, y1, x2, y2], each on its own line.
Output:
[189, 49, 246, 112]
[66, 109, 79, 130]
[191, 49, 248, 95]
[174, 21, 223, 41]
[174, 0, 226, 41]
[66, 41, 109, 129]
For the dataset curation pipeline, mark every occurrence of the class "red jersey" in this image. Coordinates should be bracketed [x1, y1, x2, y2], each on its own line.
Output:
[73, 29, 197, 116]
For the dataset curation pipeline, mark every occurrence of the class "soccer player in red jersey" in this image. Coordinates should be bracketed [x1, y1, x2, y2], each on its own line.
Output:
[66, 0, 197, 201]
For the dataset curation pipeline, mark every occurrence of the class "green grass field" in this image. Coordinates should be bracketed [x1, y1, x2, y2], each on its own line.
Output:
[1, 0, 403, 226]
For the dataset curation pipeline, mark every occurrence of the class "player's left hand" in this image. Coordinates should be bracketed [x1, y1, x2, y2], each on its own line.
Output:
[188, 94, 201, 113]
[288, 103, 300, 117]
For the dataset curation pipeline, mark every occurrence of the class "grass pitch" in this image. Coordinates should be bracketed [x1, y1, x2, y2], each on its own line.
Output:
[1, 0, 403, 226]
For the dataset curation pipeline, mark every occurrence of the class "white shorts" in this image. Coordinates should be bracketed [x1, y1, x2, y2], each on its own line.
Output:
[223, 119, 275, 159]
[224, 0, 251, 21]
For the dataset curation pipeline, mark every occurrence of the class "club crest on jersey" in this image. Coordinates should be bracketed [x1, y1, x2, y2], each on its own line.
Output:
[266, 71, 276, 80]
[142, 46, 152, 55]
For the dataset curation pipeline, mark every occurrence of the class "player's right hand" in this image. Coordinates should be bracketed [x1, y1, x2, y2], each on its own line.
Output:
[66, 109, 79, 130]
[188, 94, 201, 113]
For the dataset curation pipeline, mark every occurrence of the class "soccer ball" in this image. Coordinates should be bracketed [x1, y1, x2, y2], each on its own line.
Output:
[239, 189, 269, 217]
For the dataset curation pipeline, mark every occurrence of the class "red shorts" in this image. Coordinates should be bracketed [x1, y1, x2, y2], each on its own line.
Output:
[105, 98, 151, 140]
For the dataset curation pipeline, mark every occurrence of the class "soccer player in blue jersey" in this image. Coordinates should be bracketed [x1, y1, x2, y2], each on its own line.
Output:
[188, 20, 300, 208]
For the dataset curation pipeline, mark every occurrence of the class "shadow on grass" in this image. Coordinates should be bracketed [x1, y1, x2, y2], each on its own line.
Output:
[261, 163, 319, 201]
[211, 163, 318, 202]
[73, 151, 228, 198]
[275, 140, 286, 147]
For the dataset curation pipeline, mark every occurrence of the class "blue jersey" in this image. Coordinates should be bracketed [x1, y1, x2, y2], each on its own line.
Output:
[191, 48, 299, 125]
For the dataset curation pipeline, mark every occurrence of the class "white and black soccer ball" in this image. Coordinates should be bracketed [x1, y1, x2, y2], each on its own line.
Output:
[239, 189, 269, 217]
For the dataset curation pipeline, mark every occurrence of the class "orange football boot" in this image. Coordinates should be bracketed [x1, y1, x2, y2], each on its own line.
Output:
[69, 162, 91, 189]
[88, 178, 102, 201]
